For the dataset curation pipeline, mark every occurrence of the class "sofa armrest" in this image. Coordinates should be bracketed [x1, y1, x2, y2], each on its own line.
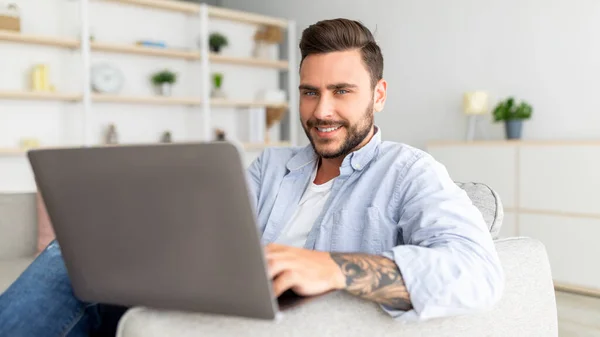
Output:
[117, 238, 558, 337]
[0, 193, 37, 259]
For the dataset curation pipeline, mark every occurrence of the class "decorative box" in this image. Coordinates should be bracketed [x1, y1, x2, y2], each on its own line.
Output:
[0, 3, 20, 32]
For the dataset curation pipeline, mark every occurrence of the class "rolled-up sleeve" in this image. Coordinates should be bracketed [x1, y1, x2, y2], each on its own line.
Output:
[381, 153, 504, 320]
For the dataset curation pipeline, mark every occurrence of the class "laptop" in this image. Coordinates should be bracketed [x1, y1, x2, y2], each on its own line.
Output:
[27, 141, 328, 320]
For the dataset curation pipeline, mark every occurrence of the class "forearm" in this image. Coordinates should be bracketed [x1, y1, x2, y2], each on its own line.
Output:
[330, 253, 413, 311]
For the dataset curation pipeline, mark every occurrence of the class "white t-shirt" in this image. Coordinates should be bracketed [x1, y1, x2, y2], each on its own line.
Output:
[274, 163, 334, 247]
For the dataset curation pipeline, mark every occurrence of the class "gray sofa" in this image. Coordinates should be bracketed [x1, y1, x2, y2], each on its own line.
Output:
[0, 193, 38, 293]
[0, 184, 559, 336]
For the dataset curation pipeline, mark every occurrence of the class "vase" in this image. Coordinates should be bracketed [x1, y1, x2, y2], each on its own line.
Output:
[505, 120, 523, 140]
[253, 41, 270, 59]
[158, 83, 171, 96]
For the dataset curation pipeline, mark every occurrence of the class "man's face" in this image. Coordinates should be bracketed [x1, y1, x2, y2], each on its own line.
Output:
[299, 49, 385, 159]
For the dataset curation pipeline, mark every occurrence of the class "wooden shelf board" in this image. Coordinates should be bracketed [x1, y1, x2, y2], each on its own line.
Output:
[101, 0, 288, 28]
[0, 91, 288, 109]
[211, 99, 288, 109]
[92, 94, 202, 105]
[0, 142, 292, 156]
[0, 148, 27, 155]
[102, 0, 200, 14]
[0, 90, 81, 102]
[554, 282, 600, 298]
[207, 6, 288, 28]
[209, 53, 288, 69]
[428, 140, 600, 147]
[0, 30, 78, 48]
[91, 42, 200, 60]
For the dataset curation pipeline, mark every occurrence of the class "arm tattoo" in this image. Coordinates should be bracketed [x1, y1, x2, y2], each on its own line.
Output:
[330, 253, 413, 311]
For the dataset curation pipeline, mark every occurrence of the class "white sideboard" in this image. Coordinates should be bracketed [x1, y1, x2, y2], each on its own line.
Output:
[428, 140, 600, 297]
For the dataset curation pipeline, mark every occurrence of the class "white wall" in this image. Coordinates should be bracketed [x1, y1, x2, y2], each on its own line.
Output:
[222, 0, 600, 149]
[0, 0, 283, 191]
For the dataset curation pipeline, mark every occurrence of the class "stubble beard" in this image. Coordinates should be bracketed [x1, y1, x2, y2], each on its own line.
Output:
[303, 104, 374, 159]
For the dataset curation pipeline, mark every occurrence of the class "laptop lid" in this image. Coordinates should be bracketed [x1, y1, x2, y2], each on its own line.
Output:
[28, 142, 279, 320]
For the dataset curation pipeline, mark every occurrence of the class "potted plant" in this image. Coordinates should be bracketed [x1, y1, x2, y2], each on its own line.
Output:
[493, 97, 533, 139]
[211, 72, 226, 98]
[151, 69, 177, 96]
[209, 32, 228, 53]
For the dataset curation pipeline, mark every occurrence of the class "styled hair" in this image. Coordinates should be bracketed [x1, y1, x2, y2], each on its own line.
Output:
[299, 18, 383, 88]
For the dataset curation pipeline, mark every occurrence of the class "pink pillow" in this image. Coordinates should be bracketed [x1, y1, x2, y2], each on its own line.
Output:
[37, 192, 55, 253]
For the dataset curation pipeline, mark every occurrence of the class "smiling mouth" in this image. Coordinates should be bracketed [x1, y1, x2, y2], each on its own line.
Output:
[315, 125, 342, 133]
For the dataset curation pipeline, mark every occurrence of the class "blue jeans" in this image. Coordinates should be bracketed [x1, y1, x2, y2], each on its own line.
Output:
[0, 240, 128, 337]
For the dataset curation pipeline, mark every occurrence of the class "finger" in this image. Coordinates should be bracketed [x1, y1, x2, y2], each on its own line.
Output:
[265, 243, 287, 254]
[267, 256, 294, 279]
[272, 271, 297, 297]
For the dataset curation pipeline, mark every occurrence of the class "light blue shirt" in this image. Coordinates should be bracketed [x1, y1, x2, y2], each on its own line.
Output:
[246, 127, 504, 321]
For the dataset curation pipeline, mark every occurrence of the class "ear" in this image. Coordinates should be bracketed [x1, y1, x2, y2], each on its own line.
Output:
[373, 79, 387, 113]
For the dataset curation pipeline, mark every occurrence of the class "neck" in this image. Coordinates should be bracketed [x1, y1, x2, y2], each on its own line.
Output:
[313, 126, 375, 185]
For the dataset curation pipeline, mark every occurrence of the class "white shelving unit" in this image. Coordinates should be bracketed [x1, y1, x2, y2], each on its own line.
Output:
[0, 0, 297, 151]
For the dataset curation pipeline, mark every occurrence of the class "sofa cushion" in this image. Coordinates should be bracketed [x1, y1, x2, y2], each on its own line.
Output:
[0, 257, 35, 294]
[0, 193, 38, 259]
[115, 238, 557, 337]
[456, 182, 503, 239]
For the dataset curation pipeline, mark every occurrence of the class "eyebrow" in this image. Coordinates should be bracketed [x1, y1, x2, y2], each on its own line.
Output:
[298, 83, 358, 91]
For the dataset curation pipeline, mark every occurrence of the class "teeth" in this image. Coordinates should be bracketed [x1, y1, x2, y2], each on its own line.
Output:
[317, 126, 341, 133]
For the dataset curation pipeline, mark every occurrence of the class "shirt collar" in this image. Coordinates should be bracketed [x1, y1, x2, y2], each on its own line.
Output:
[286, 126, 382, 172]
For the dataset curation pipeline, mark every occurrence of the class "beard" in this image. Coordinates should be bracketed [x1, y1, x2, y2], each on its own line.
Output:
[302, 103, 374, 159]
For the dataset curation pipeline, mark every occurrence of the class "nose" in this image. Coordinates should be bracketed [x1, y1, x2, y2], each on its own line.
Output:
[312, 94, 334, 120]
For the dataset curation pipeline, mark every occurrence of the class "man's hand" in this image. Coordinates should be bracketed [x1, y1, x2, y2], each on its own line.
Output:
[265, 243, 346, 297]
[265, 243, 413, 311]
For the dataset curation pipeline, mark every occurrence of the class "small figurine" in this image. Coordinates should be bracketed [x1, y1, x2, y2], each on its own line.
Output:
[214, 128, 226, 141]
[160, 131, 172, 143]
[105, 123, 119, 145]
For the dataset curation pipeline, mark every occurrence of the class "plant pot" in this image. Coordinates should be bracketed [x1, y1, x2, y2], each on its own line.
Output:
[157, 83, 172, 96]
[211, 87, 226, 99]
[210, 45, 221, 53]
[505, 120, 523, 139]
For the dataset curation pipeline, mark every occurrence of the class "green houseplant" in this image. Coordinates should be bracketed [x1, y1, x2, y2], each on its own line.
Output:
[209, 32, 228, 53]
[151, 69, 177, 96]
[211, 73, 226, 98]
[493, 97, 533, 139]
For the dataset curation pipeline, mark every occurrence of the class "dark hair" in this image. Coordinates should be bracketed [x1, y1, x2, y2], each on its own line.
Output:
[299, 18, 383, 88]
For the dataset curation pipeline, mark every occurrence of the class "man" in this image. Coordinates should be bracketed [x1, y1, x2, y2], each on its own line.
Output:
[0, 18, 503, 336]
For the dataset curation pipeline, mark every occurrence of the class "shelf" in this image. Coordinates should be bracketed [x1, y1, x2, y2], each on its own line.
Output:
[207, 6, 288, 28]
[0, 30, 78, 49]
[428, 140, 600, 147]
[211, 99, 288, 109]
[90, 44, 287, 67]
[92, 94, 201, 105]
[0, 32, 288, 67]
[102, 0, 289, 27]
[0, 91, 288, 108]
[102, 0, 200, 14]
[0, 90, 81, 102]
[0, 142, 292, 156]
[209, 54, 288, 69]
[0, 148, 29, 156]
[91, 41, 200, 60]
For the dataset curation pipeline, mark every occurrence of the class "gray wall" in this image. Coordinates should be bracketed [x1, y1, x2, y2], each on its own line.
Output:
[222, 0, 600, 149]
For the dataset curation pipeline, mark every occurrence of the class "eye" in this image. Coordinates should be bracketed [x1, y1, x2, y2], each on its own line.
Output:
[336, 89, 349, 95]
[303, 91, 317, 96]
